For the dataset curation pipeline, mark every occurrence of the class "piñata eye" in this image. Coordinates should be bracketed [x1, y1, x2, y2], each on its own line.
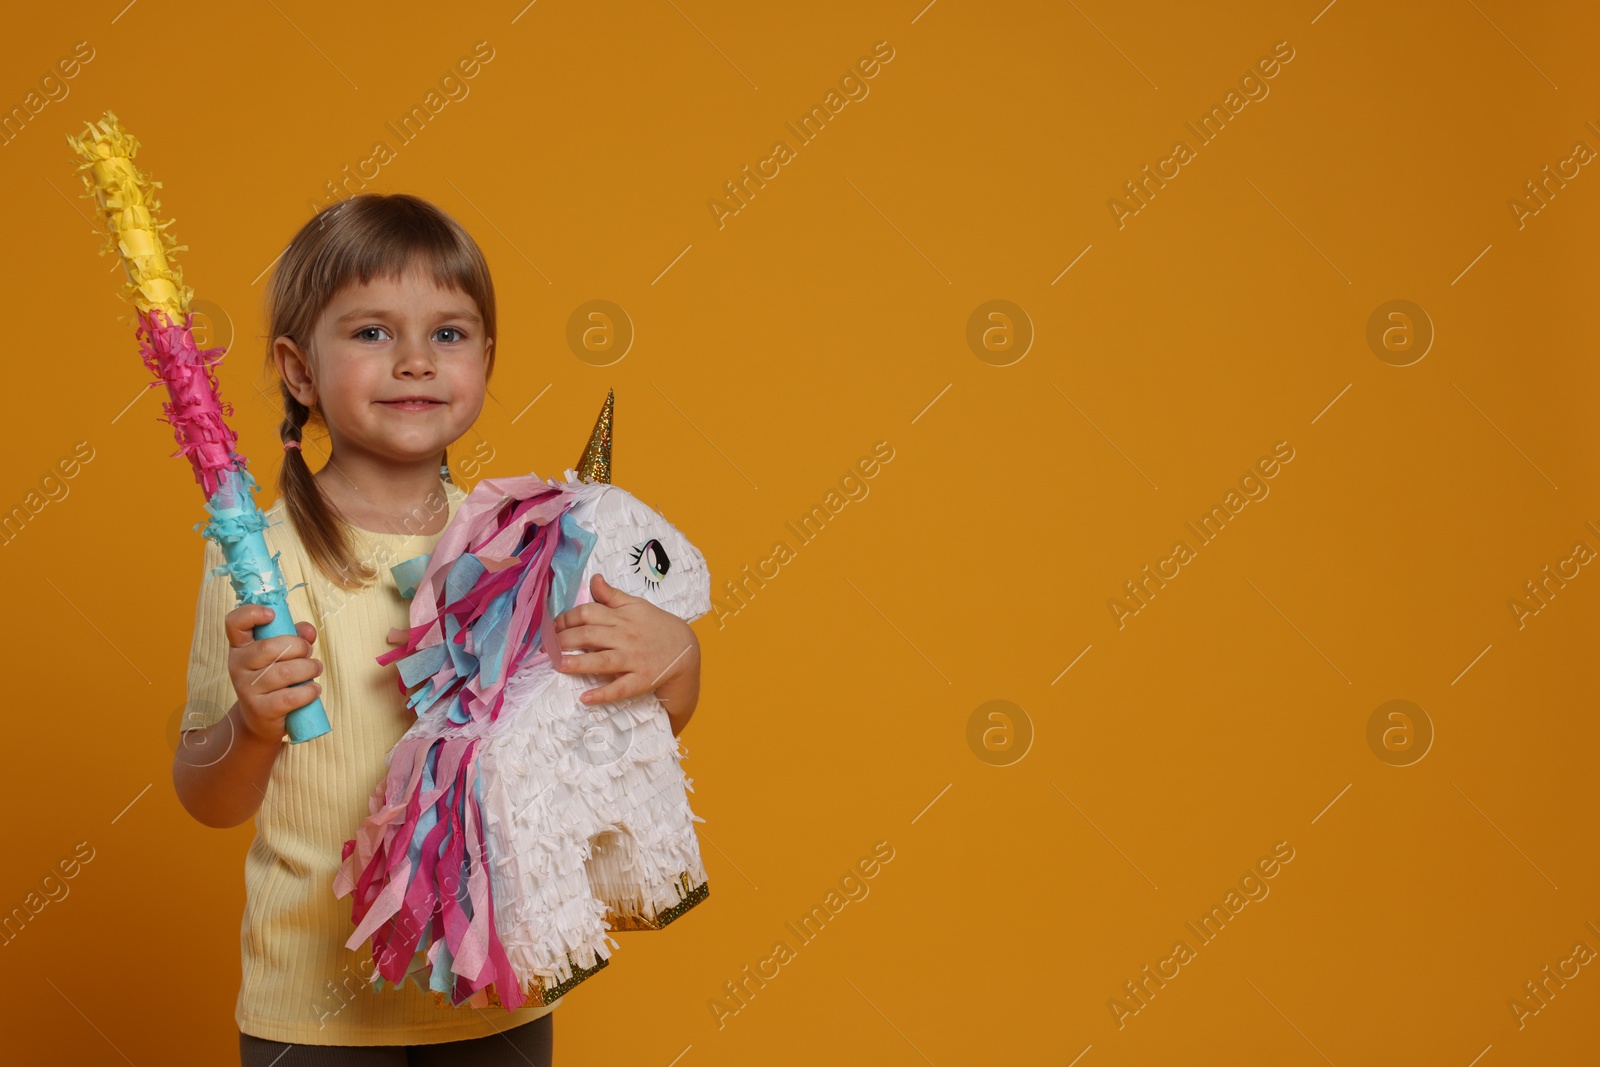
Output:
[630, 539, 671, 588]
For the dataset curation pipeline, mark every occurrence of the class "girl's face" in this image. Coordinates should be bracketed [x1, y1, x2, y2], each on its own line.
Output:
[276, 265, 492, 469]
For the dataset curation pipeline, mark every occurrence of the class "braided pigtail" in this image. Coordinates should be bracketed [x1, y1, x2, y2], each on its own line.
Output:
[277, 380, 375, 590]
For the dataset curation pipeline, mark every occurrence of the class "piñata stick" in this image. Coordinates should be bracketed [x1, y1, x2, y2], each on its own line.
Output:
[68, 110, 330, 743]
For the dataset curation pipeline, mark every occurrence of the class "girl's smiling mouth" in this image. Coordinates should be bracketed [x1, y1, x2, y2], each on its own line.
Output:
[376, 396, 447, 412]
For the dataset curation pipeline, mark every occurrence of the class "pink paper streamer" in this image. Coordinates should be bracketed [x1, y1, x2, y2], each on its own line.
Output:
[136, 308, 241, 499]
[339, 474, 589, 1009]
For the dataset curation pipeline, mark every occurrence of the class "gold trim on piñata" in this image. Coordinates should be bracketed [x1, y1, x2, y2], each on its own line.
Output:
[431, 953, 611, 1010]
[428, 876, 710, 1008]
[604, 873, 710, 931]
[574, 388, 614, 484]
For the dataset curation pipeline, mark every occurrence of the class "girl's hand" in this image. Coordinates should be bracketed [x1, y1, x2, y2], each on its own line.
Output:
[225, 604, 323, 744]
[552, 573, 700, 707]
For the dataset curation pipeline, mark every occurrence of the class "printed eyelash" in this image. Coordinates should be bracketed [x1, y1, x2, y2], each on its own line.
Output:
[630, 539, 671, 589]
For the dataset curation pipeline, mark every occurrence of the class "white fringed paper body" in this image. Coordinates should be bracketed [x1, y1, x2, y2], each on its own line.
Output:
[336, 461, 712, 1010]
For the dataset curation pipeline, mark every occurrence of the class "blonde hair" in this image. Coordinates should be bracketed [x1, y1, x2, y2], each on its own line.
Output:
[264, 193, 497, 589]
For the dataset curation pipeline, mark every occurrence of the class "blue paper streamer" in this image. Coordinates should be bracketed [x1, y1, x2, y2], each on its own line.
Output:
[198, 467, 331, 742]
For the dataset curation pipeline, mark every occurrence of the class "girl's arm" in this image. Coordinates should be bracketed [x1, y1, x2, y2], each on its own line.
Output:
[171, 700, 287, 828]
[655, 638, 701, 737]
[172, 604, 323, 828]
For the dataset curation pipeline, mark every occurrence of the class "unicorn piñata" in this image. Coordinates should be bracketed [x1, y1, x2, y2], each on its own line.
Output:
[335, 391, 713, 1009]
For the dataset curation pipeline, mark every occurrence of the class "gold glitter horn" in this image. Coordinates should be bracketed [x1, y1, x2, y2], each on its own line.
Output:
[574, 388, 613, 484]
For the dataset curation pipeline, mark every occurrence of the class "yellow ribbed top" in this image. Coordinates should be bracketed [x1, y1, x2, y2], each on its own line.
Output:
[183, 482, 561, 1044]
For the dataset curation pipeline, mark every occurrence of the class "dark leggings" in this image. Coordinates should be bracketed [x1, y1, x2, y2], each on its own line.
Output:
[238, 1012, 552, 1066]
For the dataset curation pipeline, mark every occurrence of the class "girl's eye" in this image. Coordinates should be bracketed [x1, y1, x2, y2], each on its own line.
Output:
[352, 326, 467, 343]
[629, 539, 671, 588]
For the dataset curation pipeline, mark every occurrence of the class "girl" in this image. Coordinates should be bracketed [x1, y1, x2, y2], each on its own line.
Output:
[171, 194, 703, 1067]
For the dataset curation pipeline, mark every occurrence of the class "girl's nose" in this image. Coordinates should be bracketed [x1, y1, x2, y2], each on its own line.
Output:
[394, 336, 437, 377]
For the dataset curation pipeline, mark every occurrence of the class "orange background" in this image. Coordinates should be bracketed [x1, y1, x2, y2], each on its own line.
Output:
[3, 1, 1597, 1063]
